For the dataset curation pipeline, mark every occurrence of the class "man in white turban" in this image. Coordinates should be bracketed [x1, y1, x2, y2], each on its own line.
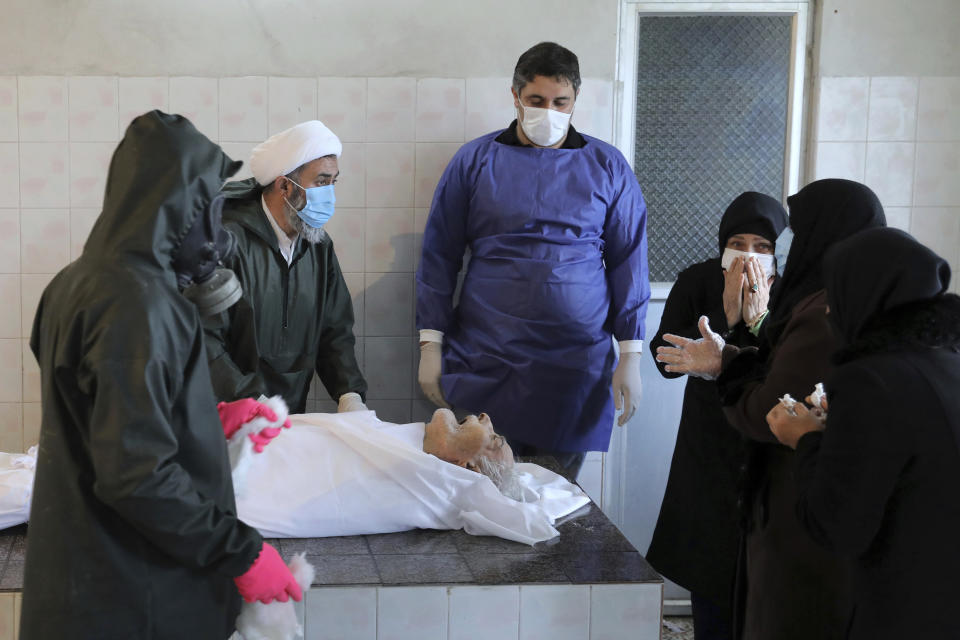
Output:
[204, 121, 368, 414]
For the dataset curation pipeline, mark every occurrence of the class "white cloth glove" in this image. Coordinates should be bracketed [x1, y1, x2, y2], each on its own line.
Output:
[418, 341, 450, 408]
[337, 392, 367, 413]
[612, 351, 643, 426]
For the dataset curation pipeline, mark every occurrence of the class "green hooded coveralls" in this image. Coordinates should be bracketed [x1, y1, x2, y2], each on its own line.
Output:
[21, 111, 262, 639]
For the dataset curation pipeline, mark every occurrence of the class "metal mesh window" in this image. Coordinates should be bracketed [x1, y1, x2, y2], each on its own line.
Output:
[634, 15, 792, 281]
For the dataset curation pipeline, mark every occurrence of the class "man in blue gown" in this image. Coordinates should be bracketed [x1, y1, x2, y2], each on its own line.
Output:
[416, 42, 650, 477]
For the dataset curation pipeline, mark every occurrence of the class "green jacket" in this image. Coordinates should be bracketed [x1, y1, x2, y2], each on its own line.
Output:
[22, 111, 262, 639]
[204, 178, 366, 413]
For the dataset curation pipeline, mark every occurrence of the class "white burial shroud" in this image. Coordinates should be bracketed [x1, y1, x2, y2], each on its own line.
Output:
[231, 410, 591, 545]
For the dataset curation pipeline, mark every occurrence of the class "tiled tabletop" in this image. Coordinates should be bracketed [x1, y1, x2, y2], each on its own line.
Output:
[0, 457, 662, 591]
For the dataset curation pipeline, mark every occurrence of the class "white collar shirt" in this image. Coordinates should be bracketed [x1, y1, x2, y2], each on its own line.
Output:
[261, 195, 299, 266]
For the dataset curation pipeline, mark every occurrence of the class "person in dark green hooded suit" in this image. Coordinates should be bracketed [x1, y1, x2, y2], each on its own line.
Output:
[21, 111, 301, 639]
[204, 120, 368, 414]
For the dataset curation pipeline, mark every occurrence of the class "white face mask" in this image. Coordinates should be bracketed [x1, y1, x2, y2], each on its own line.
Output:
[721, 248, 776, 279]
[517, 104, 572, 147]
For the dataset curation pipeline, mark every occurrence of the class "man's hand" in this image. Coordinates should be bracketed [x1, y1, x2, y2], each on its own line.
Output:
[655, 316, 725, 379]
[766, 401, 826, 449]
[337, 392, 368, 412]
[612, 351, 642, 426]
[722, 256, 745, 328]
[418, 341, 450, 408]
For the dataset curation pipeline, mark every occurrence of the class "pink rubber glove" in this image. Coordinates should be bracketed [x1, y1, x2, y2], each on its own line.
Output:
[249, 426, 284, 453]
[234, 543, 303, 604]
[217, 398, 279, 439]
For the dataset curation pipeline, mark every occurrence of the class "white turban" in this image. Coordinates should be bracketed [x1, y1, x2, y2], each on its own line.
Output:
[249, 120, 342, 186]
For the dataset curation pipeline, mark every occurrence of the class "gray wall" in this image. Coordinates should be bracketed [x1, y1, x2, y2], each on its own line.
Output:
[818, 0, 960, 76]
[0, 0, 618, 78]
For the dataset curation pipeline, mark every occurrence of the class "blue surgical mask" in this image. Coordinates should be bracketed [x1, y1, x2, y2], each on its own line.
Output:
[284, 178, 336, 228]
[774, 227, 793, 277]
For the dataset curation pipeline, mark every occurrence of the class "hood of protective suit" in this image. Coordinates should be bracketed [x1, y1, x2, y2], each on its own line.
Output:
[83, 110, 242, 277]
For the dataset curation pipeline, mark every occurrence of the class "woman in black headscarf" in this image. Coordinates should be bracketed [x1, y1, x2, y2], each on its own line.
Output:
[647, 192, 787, 640]
[655, 179, 886, 640]
[768, 228, 960, 640]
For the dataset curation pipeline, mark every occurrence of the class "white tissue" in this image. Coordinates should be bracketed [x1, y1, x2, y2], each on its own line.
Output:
[779, 393, 798, 416]
[234, 552, 315, 640]
[810, 383, 826, 409]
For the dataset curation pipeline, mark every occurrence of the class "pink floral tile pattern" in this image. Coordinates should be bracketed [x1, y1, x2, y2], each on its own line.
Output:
[365, 143, 414, 207]
[68, 76, 118, 142]
[317, 77, 366, 143]
[913, 143, 960, 207]
[364, 336, 413, 399]
[219, 77, 268, 142]
[414, 143, 460, 208]
[814, 142, 865, 182]
[19, 274, 54, 339]
[70, 208, 100, 260]
[366, 77, 415, 142]
[918, 77, 960, 142]
[364, 272, 413, 337]
[867, 77, 918, 141]
[20, 210, 69, 274]
[69, 142, 114, 208]
[169, 77, 219, 142]
[465, 77, 515, 141]
[0, 77, 17, 142]
[269, 77, 317, 136]
[118, 77, 169, 130]
[0, 211, 20, 272]
[365, 208, 415, 272]
[416, 78, 465, 143]
[335, 142, 366, 208]
[324, 207, 365, 273]
[18, 77, 68, 142]
[864, 142, 915, 207]
[0, 144, 19, 208]
[0, 404, 22, 454]
[19, 143, 69, 208]
[0, 276, 20, 338]
[817, 77, 869, 142]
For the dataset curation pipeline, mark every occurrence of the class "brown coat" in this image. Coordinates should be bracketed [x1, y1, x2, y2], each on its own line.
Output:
[719, 290, 853, 640]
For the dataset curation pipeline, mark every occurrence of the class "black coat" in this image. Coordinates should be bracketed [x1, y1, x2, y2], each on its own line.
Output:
[795, 347, 960, 640]
[20, 112, 262, 639]
[646, 258, 757, 607]
[719, 291, 852, 640]
[792, 228, 960, 639]
[204, 179, 366, 413]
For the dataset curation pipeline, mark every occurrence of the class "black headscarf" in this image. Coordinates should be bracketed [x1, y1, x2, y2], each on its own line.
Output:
[764, 179, 886, 345]
[824, 227, 952, 345]
[717, 191, 788, 254]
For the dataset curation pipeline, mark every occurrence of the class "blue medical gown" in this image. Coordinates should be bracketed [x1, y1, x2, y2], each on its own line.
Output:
[416, 131, 650, 452]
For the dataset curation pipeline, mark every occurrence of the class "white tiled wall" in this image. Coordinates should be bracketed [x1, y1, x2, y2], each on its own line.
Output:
[302, 584, 662, 640]
[0, 75, 616, 453]
[814, 76, 960, 295]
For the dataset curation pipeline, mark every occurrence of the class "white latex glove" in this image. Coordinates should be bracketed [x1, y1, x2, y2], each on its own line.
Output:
[337, 392, 367, 413]
[612, 351, 643, 426]
[418, 341, 450, 408]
